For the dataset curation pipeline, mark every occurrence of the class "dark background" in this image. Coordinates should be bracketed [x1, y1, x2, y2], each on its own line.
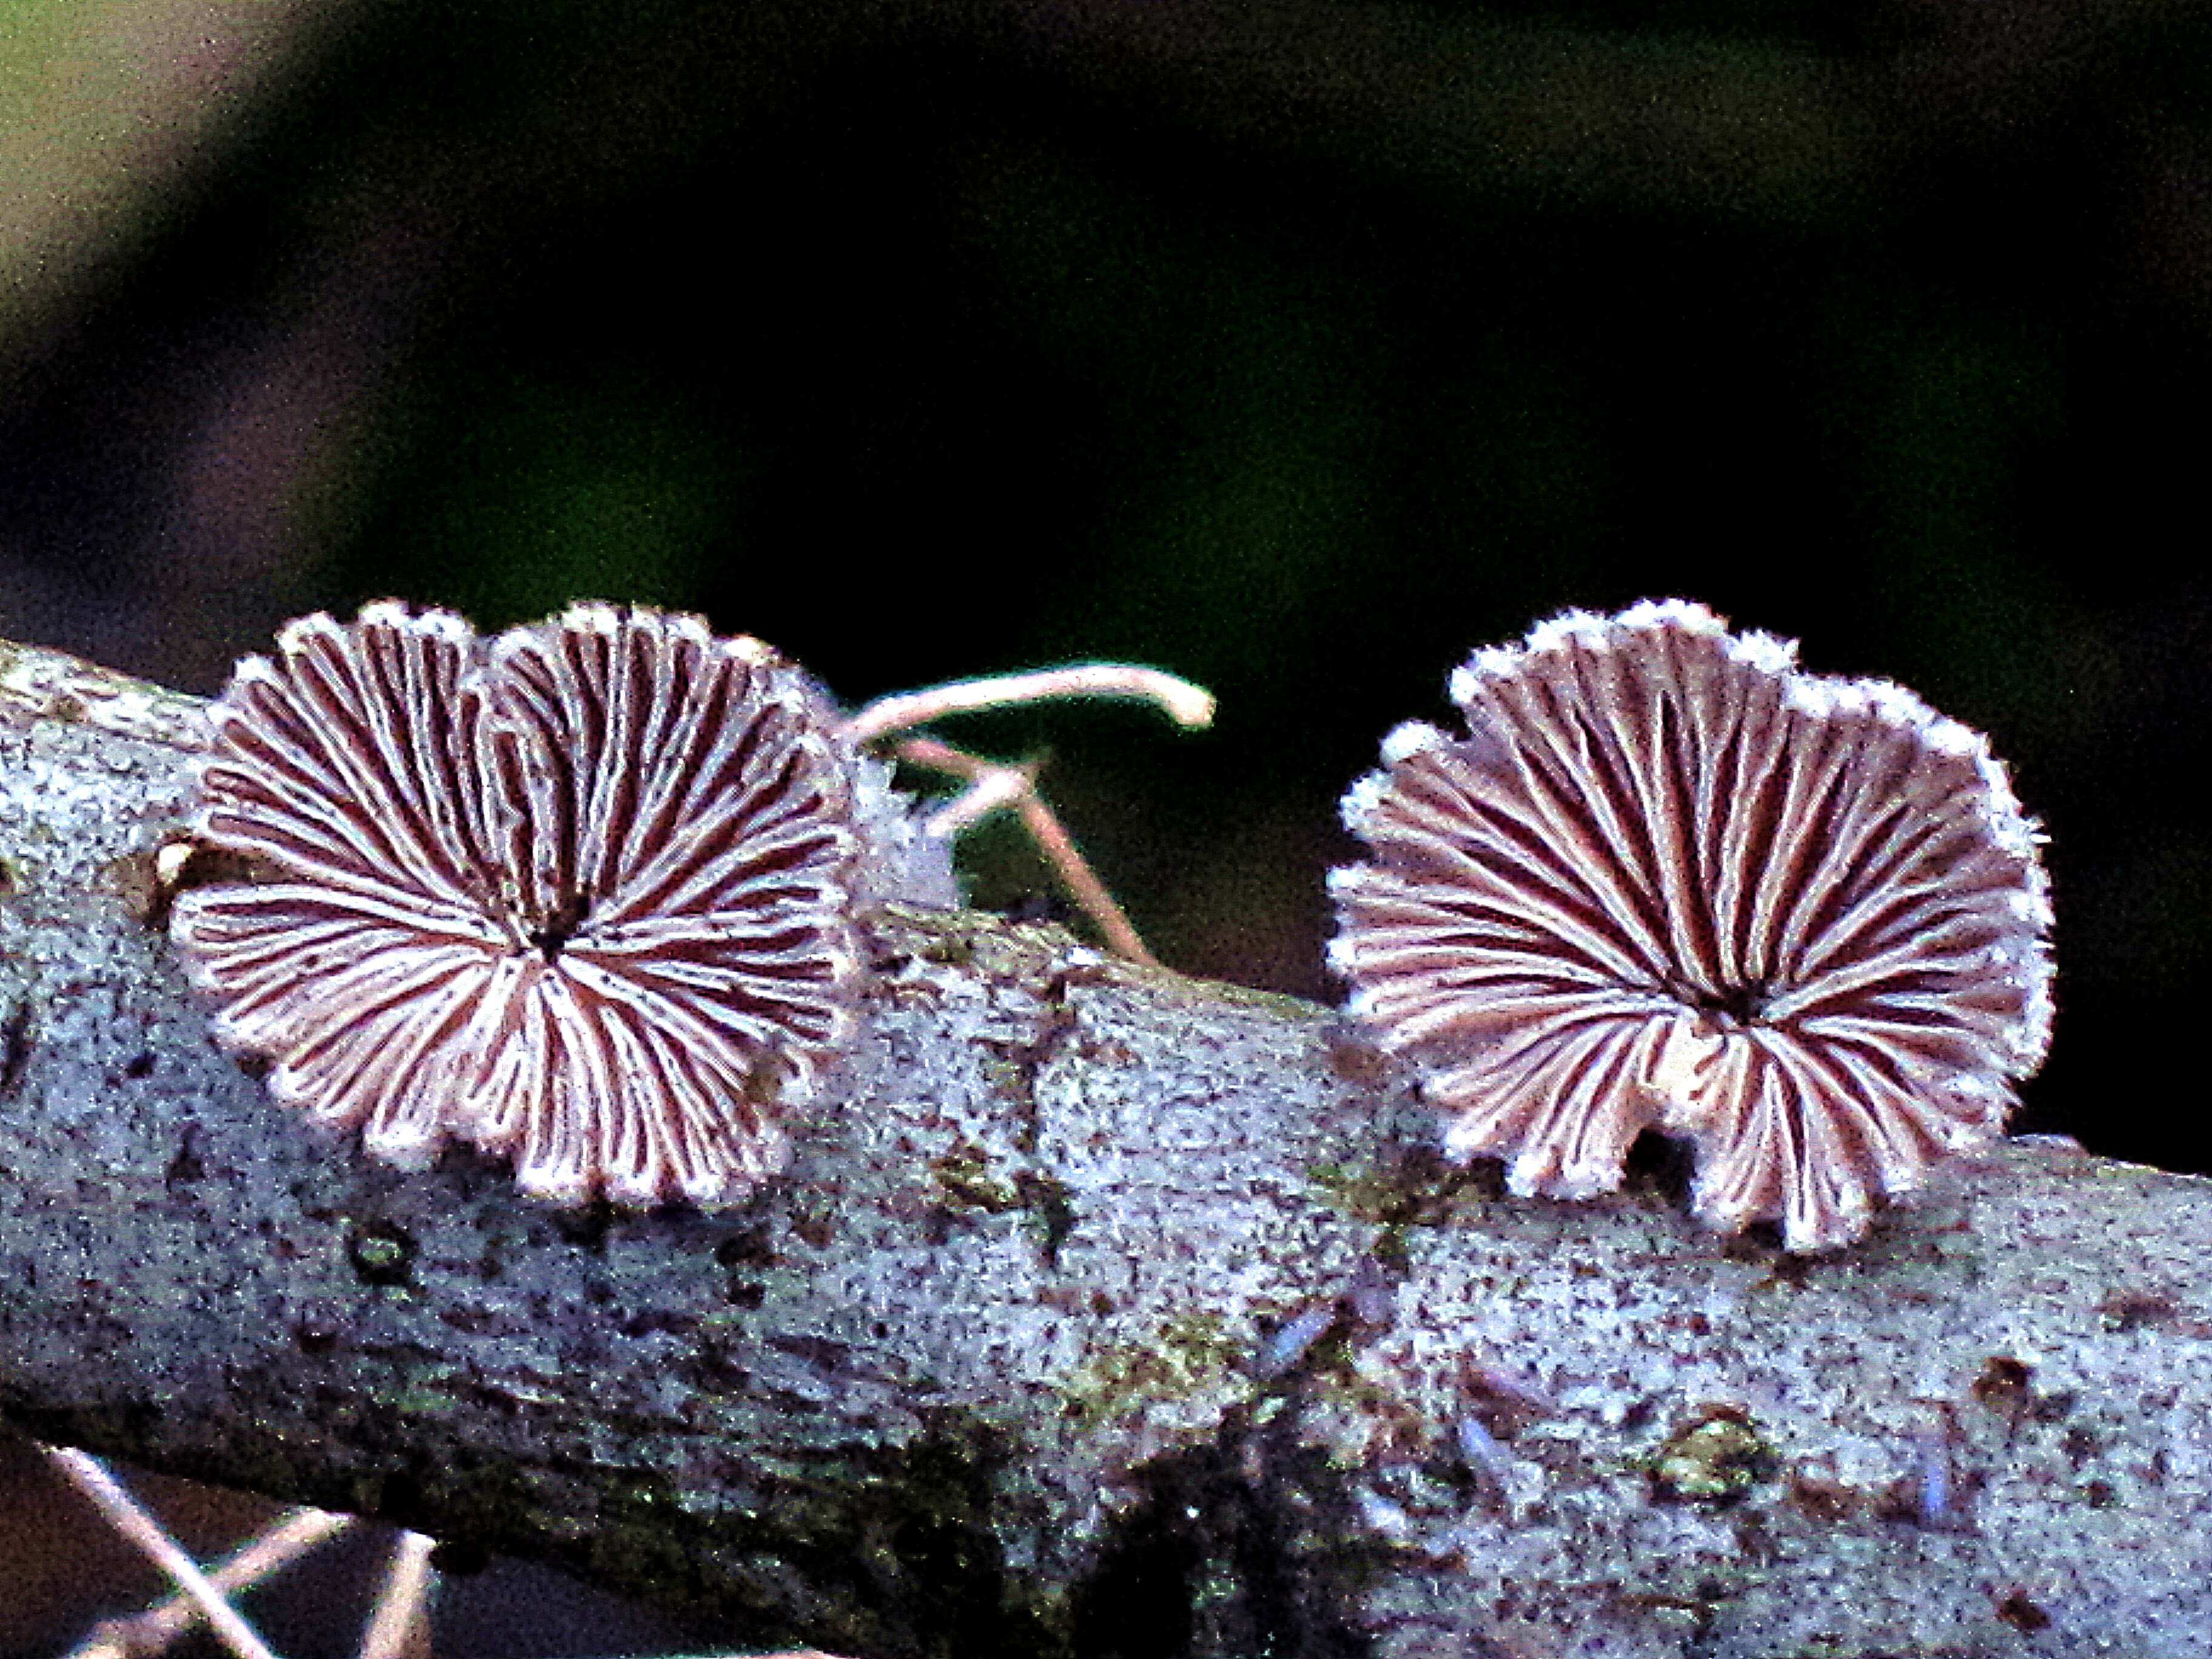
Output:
[4, 0, 2208, 1651]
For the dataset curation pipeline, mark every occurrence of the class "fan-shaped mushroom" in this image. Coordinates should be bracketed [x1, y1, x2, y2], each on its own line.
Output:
[1330, 600, 2054, 1252]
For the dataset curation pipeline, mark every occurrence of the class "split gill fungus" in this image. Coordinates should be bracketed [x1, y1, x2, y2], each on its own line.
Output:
[1329, 600, 2055, 1252]
[170, 600, 930, 1208]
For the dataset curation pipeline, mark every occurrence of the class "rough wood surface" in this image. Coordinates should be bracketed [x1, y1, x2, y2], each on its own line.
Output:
[2, 634, 2209, 1659]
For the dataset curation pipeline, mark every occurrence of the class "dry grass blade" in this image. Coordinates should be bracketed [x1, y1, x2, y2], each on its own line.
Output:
[355, 1532, 437, 1659]
[42, 1449, 284, 1659]
[67, 1507, 350, 1659]
[839, 663, 1216, 745]
[891, 735, 1156, 964]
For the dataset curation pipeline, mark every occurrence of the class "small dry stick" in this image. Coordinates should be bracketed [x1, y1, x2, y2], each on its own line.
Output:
[838, 663, 1216, 746]
[68, 1507, 351, 1659]
[357, 1531, 438, 1659]
[842, 663, 1213, 967]
[43, 1448, 283, 1659]
[891, 736, 1155, 965]
[921, 752, 1038, 838]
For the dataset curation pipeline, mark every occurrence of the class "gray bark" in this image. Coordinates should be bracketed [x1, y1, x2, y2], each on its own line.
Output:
[1, 634, 2209, 1659]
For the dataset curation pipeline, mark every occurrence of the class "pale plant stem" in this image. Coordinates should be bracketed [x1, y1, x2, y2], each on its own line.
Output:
[1010, 785, 1155, 966]
[837, 664, 1216, 746]
[923, 759, 1036, 837]
[68, 1508, 351, 1659]
[42, 1447, 284, 1659]
[357, 1531, 438, 1659]
[890, 737, 1156, 965]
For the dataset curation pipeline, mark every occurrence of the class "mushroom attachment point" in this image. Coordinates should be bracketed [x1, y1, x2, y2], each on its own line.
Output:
[172, 602, 880, 1207]
[1329, 600, 2054, 1252]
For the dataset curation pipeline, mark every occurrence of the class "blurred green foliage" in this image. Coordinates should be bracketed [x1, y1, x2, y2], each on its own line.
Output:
[367, 366, 740, 627]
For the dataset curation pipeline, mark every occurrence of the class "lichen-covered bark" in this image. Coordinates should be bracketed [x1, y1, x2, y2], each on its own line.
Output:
[2, 635, 2210, 1659]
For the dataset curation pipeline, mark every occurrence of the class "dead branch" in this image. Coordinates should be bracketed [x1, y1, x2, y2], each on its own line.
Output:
[2, 635, 2208, 1659]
